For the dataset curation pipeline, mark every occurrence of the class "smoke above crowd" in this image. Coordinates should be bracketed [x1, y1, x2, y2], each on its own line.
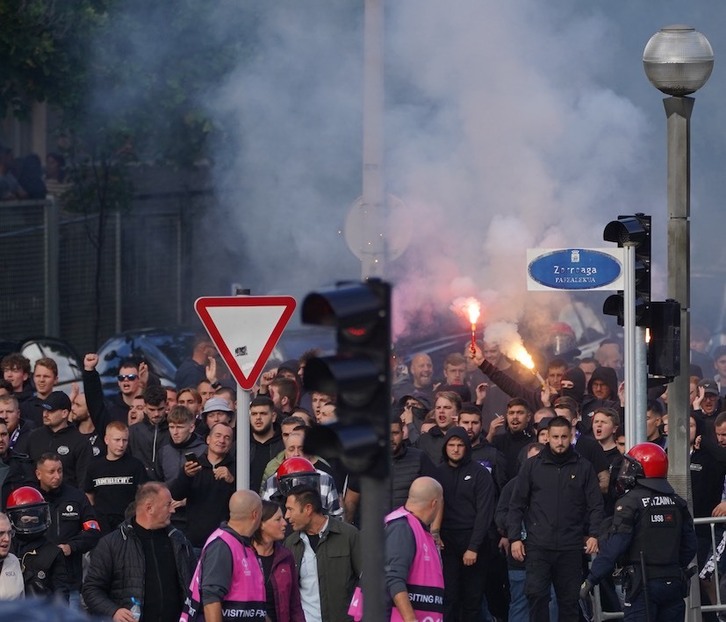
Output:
[96, 1, 726, 344]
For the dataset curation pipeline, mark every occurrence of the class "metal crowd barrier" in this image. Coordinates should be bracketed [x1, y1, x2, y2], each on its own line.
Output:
[694, 514, 726, 615]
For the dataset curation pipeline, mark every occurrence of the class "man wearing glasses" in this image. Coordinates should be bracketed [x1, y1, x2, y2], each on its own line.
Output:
[82, 353, 150, 434]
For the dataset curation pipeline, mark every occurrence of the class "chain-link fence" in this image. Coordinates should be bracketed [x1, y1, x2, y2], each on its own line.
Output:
[0, 188, 213, 353]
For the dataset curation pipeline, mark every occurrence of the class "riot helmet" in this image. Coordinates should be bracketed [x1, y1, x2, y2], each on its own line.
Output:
[616, 442, 668, 493]
[276, 457, 320, 497]
[6, 487, 50, 537]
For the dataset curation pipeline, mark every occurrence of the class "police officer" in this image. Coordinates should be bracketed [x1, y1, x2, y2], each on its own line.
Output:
[6, 486, 70, 599]
[581, 443, 697, 621]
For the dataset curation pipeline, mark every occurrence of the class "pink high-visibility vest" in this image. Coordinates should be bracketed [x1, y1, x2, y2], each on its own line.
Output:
[181, 528, 267, 622]
[386, 507, 444, 622]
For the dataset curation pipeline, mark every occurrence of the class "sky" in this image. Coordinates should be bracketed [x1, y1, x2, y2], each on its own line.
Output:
[202, 1, 726, 345]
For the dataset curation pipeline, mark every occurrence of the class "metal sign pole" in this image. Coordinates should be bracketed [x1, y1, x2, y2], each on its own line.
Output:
[360, 476, 386, 622]
[237, 386, 250, 490]
[623, 242, 646, 448]
[623, 243, 636, 449]
[635, 326, 648, 444]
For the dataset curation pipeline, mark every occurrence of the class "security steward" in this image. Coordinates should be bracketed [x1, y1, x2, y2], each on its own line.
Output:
[384, 476, 445, 622]
[581, 443, 697, 621]
[180, 490, 266, 622]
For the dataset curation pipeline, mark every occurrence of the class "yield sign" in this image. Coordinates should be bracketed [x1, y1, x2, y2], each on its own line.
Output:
[194, 296, 297, 390]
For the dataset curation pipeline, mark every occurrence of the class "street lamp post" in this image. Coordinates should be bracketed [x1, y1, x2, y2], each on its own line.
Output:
[643, 25, 713, 621]
[643, 25, 713, 501]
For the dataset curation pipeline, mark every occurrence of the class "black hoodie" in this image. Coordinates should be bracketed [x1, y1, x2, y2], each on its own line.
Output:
[580, 366, 620, 433]
[437, 427, 496, 553]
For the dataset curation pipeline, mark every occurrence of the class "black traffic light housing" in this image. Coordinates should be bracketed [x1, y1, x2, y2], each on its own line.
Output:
[300, 279, 391, 478]
[648, 299, 681, 380]
[602, 213, 651, 327]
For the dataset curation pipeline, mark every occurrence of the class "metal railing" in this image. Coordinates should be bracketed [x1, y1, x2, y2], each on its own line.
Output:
[695, 515, 726, 614]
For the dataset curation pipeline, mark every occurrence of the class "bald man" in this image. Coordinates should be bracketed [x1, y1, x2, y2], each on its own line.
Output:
[181, 491, 267, 622]
[394, 353, 434, 403]
[384, 477, 445, 622]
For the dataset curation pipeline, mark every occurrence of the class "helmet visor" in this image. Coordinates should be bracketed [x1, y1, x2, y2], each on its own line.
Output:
[7, 505, 50, 535]
[278, 472, 320, 497]
[616, 454, 643, 495]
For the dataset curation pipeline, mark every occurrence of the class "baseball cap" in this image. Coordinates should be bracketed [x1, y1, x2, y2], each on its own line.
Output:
[698, 379, 719, 396]
[396, 393, 431, 411]
[202, 396, 234, 415]
[41, 391, 71, 411]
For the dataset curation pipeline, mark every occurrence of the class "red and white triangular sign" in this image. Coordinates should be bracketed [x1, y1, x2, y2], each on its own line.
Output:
[194, 296, 297, 391]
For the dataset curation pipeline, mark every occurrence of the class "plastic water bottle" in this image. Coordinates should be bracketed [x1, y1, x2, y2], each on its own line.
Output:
[130, 597, 141, 621]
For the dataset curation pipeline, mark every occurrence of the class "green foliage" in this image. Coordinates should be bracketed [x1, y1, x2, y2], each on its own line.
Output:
[0, 0, 104, 118]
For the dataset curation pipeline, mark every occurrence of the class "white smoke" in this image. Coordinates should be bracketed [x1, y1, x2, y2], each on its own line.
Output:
[201, 1, 726, 341]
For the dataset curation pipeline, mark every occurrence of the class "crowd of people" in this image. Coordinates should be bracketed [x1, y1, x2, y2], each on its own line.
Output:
[0, 326, 721, 621]
[0, 145, 67, 201]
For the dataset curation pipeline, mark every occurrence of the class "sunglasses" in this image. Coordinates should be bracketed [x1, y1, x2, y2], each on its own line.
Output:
[117, 374, 139, 382]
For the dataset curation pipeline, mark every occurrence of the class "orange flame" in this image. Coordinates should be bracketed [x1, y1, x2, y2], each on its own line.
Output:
[511, 345, 535, 369]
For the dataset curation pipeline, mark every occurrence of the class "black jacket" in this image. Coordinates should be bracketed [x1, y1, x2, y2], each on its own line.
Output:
[391, 444, 438, 510]
[416, 425, 448, 465]
[589, 479, 697, 585]
[82, 369, 129, 432]
[169, 451, 236, 548]
[24, 424, 93, 489]
[42, 482, 102, 588]
[13, 534, 69, 599]
[470, 438, 508, 494]
[82, 520, 195, 618]
[0, 449, 34, 507]
[495, 477, 524, 570]
[507, 444, 603, 551]
[128, 415, 170, 481]
[249, 432, 284, 494]
[491, 428, 535, 484]
[437, 427, 496, 553]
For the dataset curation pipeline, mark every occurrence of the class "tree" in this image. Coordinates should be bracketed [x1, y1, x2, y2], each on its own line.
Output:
[0, 0, 103, 119]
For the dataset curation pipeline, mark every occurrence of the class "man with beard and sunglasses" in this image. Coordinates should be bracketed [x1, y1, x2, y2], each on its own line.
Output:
[82, 353, 152, 433]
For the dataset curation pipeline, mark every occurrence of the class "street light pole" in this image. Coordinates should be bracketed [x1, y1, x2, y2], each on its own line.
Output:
[360, 0, 386, 279]
[643, 25, 713, 502]
[643, 25, 713, 622]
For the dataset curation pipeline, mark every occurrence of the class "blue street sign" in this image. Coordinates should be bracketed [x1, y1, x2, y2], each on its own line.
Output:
[526, 248, 624, 291]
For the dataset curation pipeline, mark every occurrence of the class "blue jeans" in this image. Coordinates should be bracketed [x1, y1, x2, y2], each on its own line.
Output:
[508, 570, 528, 622]
[623, 578, 685, 622]
[508, 569, 558, 622]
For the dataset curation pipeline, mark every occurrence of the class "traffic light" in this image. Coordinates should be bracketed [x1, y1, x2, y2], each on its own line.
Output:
[300, 279, 391, 478]
[647, 300, 681, 379]
[603, 213, 651, 327]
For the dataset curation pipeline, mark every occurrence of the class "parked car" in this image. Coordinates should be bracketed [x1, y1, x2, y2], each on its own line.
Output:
[0, 336, 83, 395]
[95, 325, 337, 395]
[96, 328, 198, 395]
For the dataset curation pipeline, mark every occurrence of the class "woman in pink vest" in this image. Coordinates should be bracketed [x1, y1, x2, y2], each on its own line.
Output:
[252, 500, 305, 622]
[384, 476, 445, 622]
